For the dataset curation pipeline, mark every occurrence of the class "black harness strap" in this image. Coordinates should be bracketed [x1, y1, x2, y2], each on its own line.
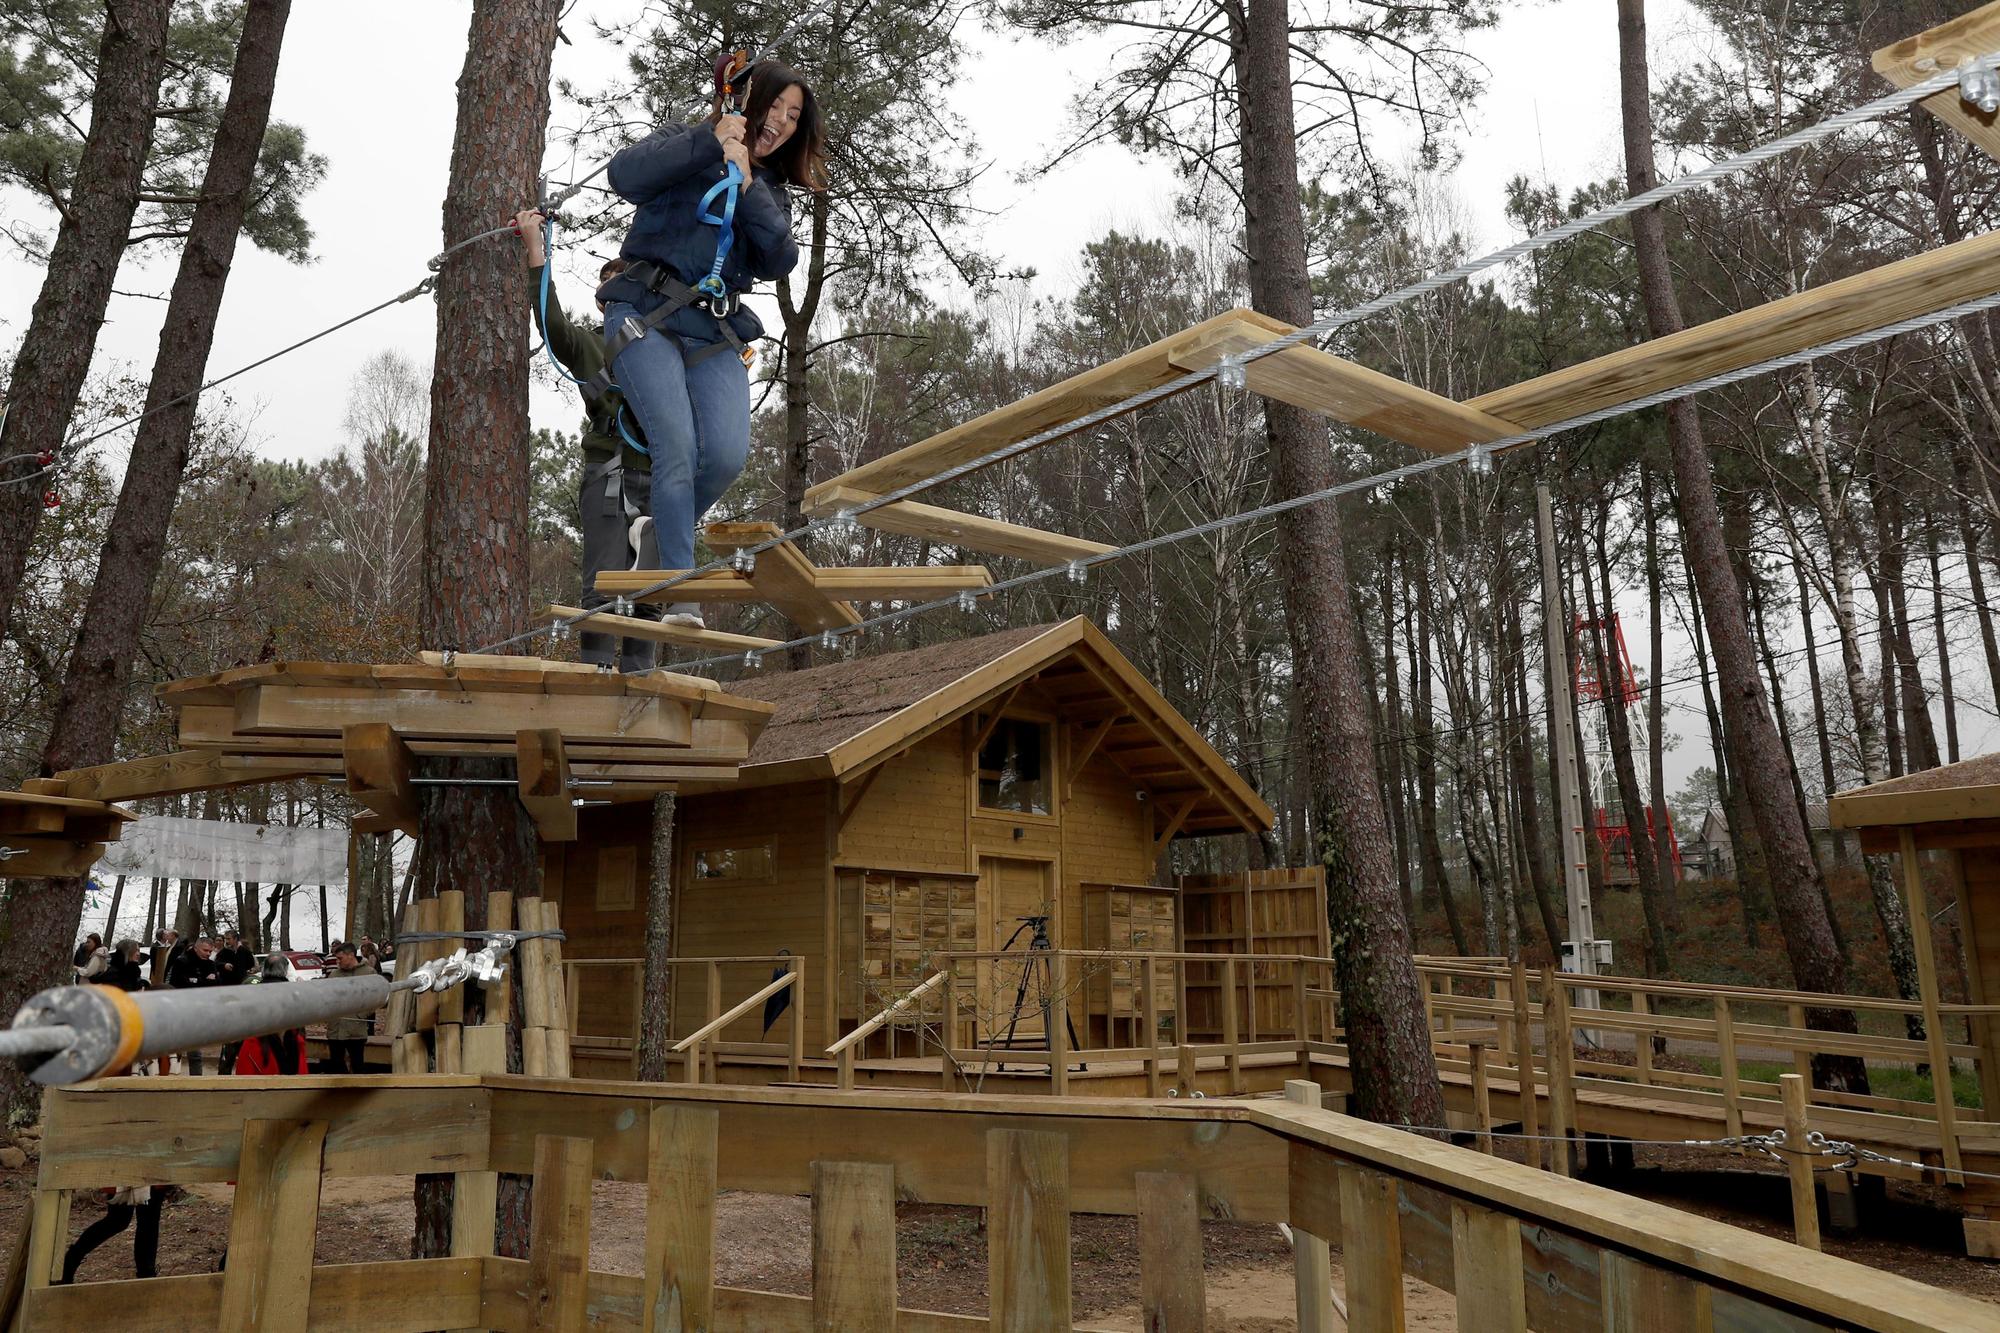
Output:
[582, 261, 746, 416]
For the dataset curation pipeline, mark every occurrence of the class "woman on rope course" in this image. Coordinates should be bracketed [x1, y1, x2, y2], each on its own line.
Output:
[516, 207, 662, 673]
[599, 60, 825, 630]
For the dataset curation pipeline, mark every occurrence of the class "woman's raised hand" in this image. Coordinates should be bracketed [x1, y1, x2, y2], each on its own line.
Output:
[714, 114, 747, 147]
[514, 208, 547, 267]
[721, 138, 752, 183]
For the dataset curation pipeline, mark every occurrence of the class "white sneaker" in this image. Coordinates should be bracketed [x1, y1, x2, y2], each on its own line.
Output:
[628, 515, 653, 569]
[663, 602, 706, 629]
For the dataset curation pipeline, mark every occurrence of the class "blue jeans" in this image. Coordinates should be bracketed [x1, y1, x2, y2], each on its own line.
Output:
[604, 301, 750, 572]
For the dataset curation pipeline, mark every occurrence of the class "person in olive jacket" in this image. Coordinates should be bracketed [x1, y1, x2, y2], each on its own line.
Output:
[321, 942, 373, 1075]
[517, 210, 661, 673]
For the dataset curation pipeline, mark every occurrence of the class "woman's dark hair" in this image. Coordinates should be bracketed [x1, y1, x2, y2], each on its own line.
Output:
[713, 60, 827, 191]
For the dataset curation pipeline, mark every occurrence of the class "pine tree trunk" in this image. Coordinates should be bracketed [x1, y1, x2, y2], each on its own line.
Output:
[1792, 558, 1843, 858]
[1951, 452, 2000, 705]
[103, 876, 126, 941]
[413, 0, 562, 1261]
[0, 0, 176, 626]
[1616, 0, 1865, 1089]
[1234, 0, 1439, 1125]
[1643, 473, 1677, 897]
[638, 792, 678, 1082]
[1926, 517, 1959, 764]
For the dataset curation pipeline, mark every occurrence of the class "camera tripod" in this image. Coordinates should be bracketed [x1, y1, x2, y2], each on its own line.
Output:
[992, 914, 1085, 1072]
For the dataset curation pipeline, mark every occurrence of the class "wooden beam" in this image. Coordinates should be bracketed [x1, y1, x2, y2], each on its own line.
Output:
[218, 1118, 326, 1331]
[1152, 796, 1200, 861]
[806, 308, 1261, 508]
[1064, 718, 1119, 803]
[516, 729, 578, 843]
[341, 724, 417, 836]
[229, 685, 696, 749]
[1469, 226, 2000, 430]
[675, 521, 863, 633]
[543, 603, 780, 652]
[1167, 318, 1524, 453]
[836, 765, 887, 835]
[803, 485, 1115, 564]
[0, 838, 105, 878]
[970, 683, 1027, 756]
[596, 566, 993, 605]
[56, 750, 310, 803]
[1829, 778, 2000, 830]
[1873, 4, 2000, 161]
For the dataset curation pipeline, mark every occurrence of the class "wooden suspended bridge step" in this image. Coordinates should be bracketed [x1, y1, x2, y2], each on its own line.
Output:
[543, 602, 781, 652]
[596, 521, 992, 633]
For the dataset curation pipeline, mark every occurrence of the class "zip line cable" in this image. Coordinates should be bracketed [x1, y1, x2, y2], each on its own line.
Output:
[652, 286, 2000, 675]
[455, 52, 2000, 664]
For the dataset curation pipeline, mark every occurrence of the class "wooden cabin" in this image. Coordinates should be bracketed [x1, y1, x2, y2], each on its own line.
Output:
[539, 617, 1304, 1075]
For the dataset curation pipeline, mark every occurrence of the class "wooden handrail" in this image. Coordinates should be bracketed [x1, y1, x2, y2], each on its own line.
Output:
[673, 971, 798, 1052]
[828, 971, 949, 1056]
[1416, 960, 1947, 1015]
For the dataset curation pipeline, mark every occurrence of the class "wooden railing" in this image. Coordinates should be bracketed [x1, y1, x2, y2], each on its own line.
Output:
[561, 955, 806, 1082]
[870, 948, 1348, 1096]
[1416, 958, 2000, 1186]
[827, 970, 950, 1090]
[10, 1074, 1990, 1331]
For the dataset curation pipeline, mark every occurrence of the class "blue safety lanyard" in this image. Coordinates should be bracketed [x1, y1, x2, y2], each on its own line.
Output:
[695, 161, 745, 298]
[538, 215, 651, 457]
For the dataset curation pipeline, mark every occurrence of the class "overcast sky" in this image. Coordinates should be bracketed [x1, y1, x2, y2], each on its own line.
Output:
[16, 0, 1990, 874]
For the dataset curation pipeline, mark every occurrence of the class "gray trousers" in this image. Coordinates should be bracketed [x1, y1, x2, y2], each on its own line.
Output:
[579, 459, 661, 673]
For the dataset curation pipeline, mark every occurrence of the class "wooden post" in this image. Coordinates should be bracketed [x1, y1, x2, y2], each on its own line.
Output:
[1468, 1043, 1494, 1155]
[21, 1190, 65, 1295]
[1337, 1164, 1405, 1333]
[452, 1026, 508, 1274]
[219, 1119, 328, 1332]
[1779, 1074, 1821, 1251]
[1049, 949, 1070, 1096]
[812, 1161, 898, 1331]
[528, 1135, 593, 1332]
[1222, 956, 1242, 1093]
[1540, 968, 1573, 1177]
[1787, 1002, 1812, 1086]
[942, 965, 960, 1093]
[1286, 1081, 1336, 1333]
[1452, 1201, 1526, 1333]
[485, 890, 514, 1028]
[1509, 960, 1541, 1170]
[1632, 992, 1653, 1086]
[415, 895, 443, 1032]
[1495, 972, 1515, 1067]
[1142, 954, 1163, 1098]
[705, 962, 722, 1084]
[838, 1043, 855, 1092]
[987, 1129, 1071, 1332]
[518, 897, 548, 1030]
[1600, 1251, 1709, 1331]
[1714, 996, 1743, 1145]
[1899, 828, 1966, 1180]
[1136, 1171, 1205, 1332]
[1177, 1043, 1197, 1097]
[438, 888, 466, 1026]
[643, 1106, 717, 1333]
[1293, 963, 1313, 1079]
[788, 956, 806, 1084]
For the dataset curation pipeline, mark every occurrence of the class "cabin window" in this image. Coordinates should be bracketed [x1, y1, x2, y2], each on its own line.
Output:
[693, 843, 775, 882]
[978, 717, 1051, 815]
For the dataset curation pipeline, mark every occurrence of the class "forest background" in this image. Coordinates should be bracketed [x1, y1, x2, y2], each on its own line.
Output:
[1, 0, 1992, 1005]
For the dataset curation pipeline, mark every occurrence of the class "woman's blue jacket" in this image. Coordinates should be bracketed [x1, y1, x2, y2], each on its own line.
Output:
[601, 119, 801, 346]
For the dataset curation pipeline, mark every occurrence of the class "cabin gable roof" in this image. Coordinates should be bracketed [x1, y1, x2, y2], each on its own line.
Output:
[713, 618, 1273, 838]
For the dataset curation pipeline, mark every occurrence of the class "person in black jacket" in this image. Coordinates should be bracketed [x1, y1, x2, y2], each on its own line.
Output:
[166, 939, 222, 1073]
[599, 62, 823, 630]
[214, 930, 255, 1073]
[101, 940, 149, 992]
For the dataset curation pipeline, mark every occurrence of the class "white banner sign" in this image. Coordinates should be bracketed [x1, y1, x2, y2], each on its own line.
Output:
[96, 816, 348, 886]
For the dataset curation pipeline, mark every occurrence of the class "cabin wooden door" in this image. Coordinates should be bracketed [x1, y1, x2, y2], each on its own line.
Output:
[976, 855, 1055, 1043]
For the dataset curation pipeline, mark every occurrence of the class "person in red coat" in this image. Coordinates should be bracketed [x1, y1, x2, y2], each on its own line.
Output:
[233, 955, 309, 1076]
